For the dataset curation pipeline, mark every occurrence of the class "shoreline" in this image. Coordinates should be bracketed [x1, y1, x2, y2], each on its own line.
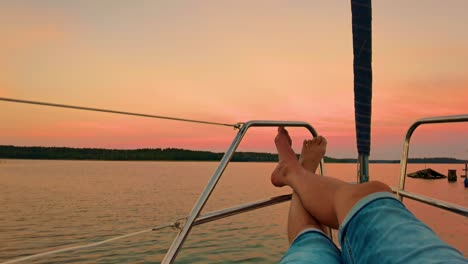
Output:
[0, 158, 466, 164]
[1, 146, 466, 164]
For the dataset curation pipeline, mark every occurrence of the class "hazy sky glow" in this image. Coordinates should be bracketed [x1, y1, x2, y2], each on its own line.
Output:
[1, 1, 467, 159]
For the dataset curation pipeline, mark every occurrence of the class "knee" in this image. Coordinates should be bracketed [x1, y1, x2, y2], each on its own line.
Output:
[346, 181, 392, 202]
[364, 181, 392, 194]
[334, 181, 393, 225]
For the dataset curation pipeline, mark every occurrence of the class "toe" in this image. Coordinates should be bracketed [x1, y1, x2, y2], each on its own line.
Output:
[315, 136, 323, 145]
[287, 134, 292, 146]
[278, 127, 292, 145]
[275, 127, 286, 143]
[278, 126, 287, 135]
[320, 136, 327, 147]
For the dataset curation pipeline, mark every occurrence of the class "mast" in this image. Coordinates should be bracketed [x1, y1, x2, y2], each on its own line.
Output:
[351, 0, 372, 183]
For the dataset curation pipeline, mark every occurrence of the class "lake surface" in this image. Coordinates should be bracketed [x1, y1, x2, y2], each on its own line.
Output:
[1, 160, 467, 263]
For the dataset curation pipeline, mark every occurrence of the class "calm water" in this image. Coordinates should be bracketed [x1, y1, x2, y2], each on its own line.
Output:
[1, 160, 467, 263]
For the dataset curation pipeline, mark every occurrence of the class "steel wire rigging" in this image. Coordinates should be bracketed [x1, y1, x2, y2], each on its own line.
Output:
[0, 97, 242, 129]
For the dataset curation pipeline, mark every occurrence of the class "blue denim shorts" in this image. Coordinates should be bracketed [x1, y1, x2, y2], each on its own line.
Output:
[281, 192, 466, 264]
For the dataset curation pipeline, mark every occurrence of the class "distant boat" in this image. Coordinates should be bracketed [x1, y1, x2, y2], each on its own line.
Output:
[407, 168, 446, 179]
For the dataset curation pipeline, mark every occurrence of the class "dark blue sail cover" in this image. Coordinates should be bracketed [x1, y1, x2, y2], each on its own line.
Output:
[351, 0, 372, 156]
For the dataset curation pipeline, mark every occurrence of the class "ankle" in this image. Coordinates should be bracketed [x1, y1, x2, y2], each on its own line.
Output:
[287, 164, 306, 184]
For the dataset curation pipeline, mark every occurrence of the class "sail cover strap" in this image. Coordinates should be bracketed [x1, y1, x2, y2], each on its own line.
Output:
[351, 0, 372, 156]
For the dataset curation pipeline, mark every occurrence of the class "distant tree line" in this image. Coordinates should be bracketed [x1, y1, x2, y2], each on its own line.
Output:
[0, 145, 320, 162]
[0, 146, 465, 163]
[402, 157, 467, 164]
[0, 146, 224, 161]
[0, 145, 279, 162]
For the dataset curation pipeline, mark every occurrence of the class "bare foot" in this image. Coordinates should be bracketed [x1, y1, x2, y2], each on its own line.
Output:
[271, 127, 302, 187]
[299, 136, 327, 173]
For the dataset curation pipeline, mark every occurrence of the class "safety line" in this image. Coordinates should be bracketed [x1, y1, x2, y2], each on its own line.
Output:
[0, 97, 242, 129]
[0, 222, 181, 264]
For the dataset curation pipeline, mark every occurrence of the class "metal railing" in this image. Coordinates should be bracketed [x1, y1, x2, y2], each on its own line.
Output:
[3, 97, 466, 261]
[395, 114, 468, 217]
[162, 121, 323, 264]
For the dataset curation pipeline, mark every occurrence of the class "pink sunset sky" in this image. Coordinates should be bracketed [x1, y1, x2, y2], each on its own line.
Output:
[0, 1, 467, 160]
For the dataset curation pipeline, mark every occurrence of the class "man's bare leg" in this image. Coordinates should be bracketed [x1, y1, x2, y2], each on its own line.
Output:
[286, 135, 327, 243]
[272, 127, 391, 229]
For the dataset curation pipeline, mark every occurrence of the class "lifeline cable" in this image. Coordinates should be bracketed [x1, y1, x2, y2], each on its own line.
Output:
[0, 222, 181, 264]
[0, 97, 242, 129]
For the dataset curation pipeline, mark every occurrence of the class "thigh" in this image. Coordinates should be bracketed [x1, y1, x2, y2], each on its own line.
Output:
[281, 228, 342, 264]
[339, 192, 466, 264]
